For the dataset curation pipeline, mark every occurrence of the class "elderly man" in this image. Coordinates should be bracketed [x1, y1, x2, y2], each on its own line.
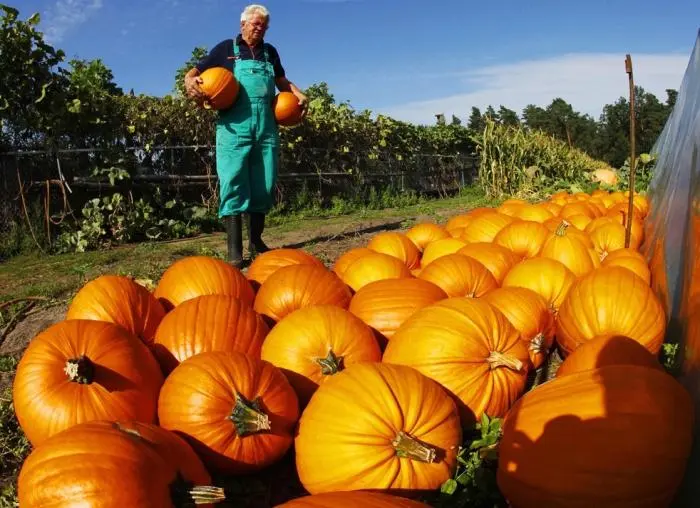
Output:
[184, 4, 308, 267]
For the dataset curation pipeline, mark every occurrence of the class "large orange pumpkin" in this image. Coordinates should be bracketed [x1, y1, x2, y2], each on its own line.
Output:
[367, 231, 421, 270]
[459, 211, 514, 243]
[158, 351, 299, 475]
[556, 334, 663, 377]
[332, 247, 374, 278]
[497, 364, 693, 507]
[152, 294, 269, 374]
[154, 255, 255, 311]
[405, 222, 450, 251]
[539, 220, 598, 277]
[589, 221, 628, 260]
[13, 319, 164, 446]
[277, 491, 430, 507]
[420, 237, 468, 268]
[383, 298, 530, 425]
[493, 220, 549, 258]
[199, 66, 239, 110]
[17, 420, 224, 508]
[602, 251, 651, 284]
[246, 248, 324, 288]
[65, 274, 166, 347]
[347, 277, 447, 345]
[501, 257, 576, 315]
[458, 242, 522, 284]
[556, 266, 666, 357]
[254, 264, 352, 322]
[483, 287, 556, 369]
[274, 91, 303, 126]
[417, 253, 498, 298]
[340, 251, 413, 292]
[513, 204, 555, 223]
[295, 362, 461, 494]
[260, 305, 381, 406]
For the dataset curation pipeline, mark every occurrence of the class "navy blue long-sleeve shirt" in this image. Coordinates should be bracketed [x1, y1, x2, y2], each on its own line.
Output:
[195, 34, 286, 78]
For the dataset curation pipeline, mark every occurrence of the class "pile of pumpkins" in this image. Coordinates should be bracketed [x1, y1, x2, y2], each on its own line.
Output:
[10, 188, 695, 507]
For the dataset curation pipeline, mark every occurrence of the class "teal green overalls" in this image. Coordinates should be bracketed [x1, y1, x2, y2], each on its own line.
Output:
[215, 40, 279, 218]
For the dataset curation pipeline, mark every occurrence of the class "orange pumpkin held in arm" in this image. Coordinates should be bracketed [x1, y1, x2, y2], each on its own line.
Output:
[199, 66, 240, 110]
[274, 91, 304, 126]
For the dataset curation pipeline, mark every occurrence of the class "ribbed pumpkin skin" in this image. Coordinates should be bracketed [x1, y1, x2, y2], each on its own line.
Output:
[501, 257, 576, 315]
[17, 421, 215, 508]
[483, 287, 555, 369]
[417, 253, 498, 298]
[274, 91, 303, 126]
[497, 365, 694, 508]
[158, 351, 299, 475]
[405, 223, 450, 251]
[601, 254, 651, 284]
[332, 247, 374, 278]
[340, 251, 413, 292]
[589, 221, 627, 260]
[493, 220, 549, 258]
[152, 294, 269, 374]
[539, 221, 597, 277]
[556, 334, 663, 377]
[154, 255, 255, 311]
[65, 274, 166, 346]
[514, 204, 554, 223]
[246, 248, 324, 288]
[199, 66, 239, 110]
[383, 298, 530, 425]
[260, 305, 381, 406]
[556, 267, 666, 357]
[278, 491, 431, 507]
[459, 212, 514, 243]
[458, 242, 522, 284]
[367, 231, 421, 269]
[13, 319, 164, 446]
[348, 278, 447, 343]
[254, 264, 352, 322]
[420, 238, 467, 268]
[295, 363, 461, 494]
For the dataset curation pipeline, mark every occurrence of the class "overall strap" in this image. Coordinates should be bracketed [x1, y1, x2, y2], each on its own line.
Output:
[232, 38, 240, 57]
[262, 43, 269, 63]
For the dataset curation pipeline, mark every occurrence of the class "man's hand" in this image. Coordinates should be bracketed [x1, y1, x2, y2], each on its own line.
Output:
[184, 71, 205, 102]
[293, 90, 309, 119]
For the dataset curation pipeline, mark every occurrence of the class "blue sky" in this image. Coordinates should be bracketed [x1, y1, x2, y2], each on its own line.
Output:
[19, 0, 700, 125]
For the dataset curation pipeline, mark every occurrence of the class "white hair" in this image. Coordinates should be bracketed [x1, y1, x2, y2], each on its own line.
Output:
[241, 4, 270, 22]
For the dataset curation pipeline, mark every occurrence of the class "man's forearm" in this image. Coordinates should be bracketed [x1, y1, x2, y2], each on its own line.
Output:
[276, 76, 302, 94]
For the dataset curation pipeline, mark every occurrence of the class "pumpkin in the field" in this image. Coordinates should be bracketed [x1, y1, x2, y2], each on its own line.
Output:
[65, 274, 166, 347]
[277, 491, 431, 507]
[260, 305, 382, 406]
[246, 248, 325, 288]
[501, 257, 576, 316]
[340, 251, 413, 292]
[483, 287, 556, 370]
[458, 242, 522, 284]
[383, 298, 530, 425]
[493, 220, 549, 258]
[459, 211, 514, 243]
[254, 264, 352, 323]
[199, 66, 240, 110]
[295, 362, 461, 494]
[539, 220, 598, 277]
[367, 231, 421, 270]
[497, 364, 693, 507]
[417, 253, 498, 298]
[556, 334, 663, 377]
[332, 247, 374, 278]
[152, 294, 269, 374]
[420, 237, 467, 268]
[17, 420, 224, 508]
[405, 222, 450, 251]
[274, 91, 303, 126]
[154, 255, 255, 311]
[347, 278, 447, 346]
[556, 266, 666, 357]
[158, 351, 299, 475]
[13, 320, 164, 446]
[601, 249, 651, 284]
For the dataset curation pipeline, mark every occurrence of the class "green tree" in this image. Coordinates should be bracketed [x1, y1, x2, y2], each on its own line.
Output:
[497, 106, 519, 126]
[467, 107, 485, 132]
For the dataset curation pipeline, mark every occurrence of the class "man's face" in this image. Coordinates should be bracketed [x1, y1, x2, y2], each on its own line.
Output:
[241, 13, 268, 45]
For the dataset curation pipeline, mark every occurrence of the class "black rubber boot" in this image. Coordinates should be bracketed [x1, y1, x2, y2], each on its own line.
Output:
[248, 212, 270, 257]
[224, 214, 244, 268]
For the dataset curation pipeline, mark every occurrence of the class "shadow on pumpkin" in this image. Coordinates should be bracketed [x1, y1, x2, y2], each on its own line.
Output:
[496, 337, 694, 507]
[94, 364, 141, 393]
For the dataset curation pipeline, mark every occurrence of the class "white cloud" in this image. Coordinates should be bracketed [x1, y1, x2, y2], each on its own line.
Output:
[377, 52, 690, 125]
[43, 0, 103, 44]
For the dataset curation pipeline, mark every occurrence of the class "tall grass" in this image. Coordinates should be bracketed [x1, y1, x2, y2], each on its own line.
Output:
[473, 118, 613, 198]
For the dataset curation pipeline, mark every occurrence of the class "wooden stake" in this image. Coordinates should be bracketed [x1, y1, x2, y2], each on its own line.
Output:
[624, 54, 636, 248]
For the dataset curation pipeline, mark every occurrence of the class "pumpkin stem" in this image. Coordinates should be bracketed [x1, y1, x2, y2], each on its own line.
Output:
[228, 393, 271, 437]
[171, 473, 226, 505]
[392, 431, 437, 463]
[529, 333, 545, 354]
[555, 220, 570, 237]
[64, 355, 95, 384]
[487, 351, 524, 372]
[600, 250, 609, 262]
[315, 348, 344, 375]
[466, 291, 477, 298]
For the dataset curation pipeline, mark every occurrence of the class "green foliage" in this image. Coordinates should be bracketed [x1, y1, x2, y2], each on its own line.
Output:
[0, 385, 30, 502]
[472, 118, 613, 198]
[614, 152, 657, 193]
[173, 46, 209, 97]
